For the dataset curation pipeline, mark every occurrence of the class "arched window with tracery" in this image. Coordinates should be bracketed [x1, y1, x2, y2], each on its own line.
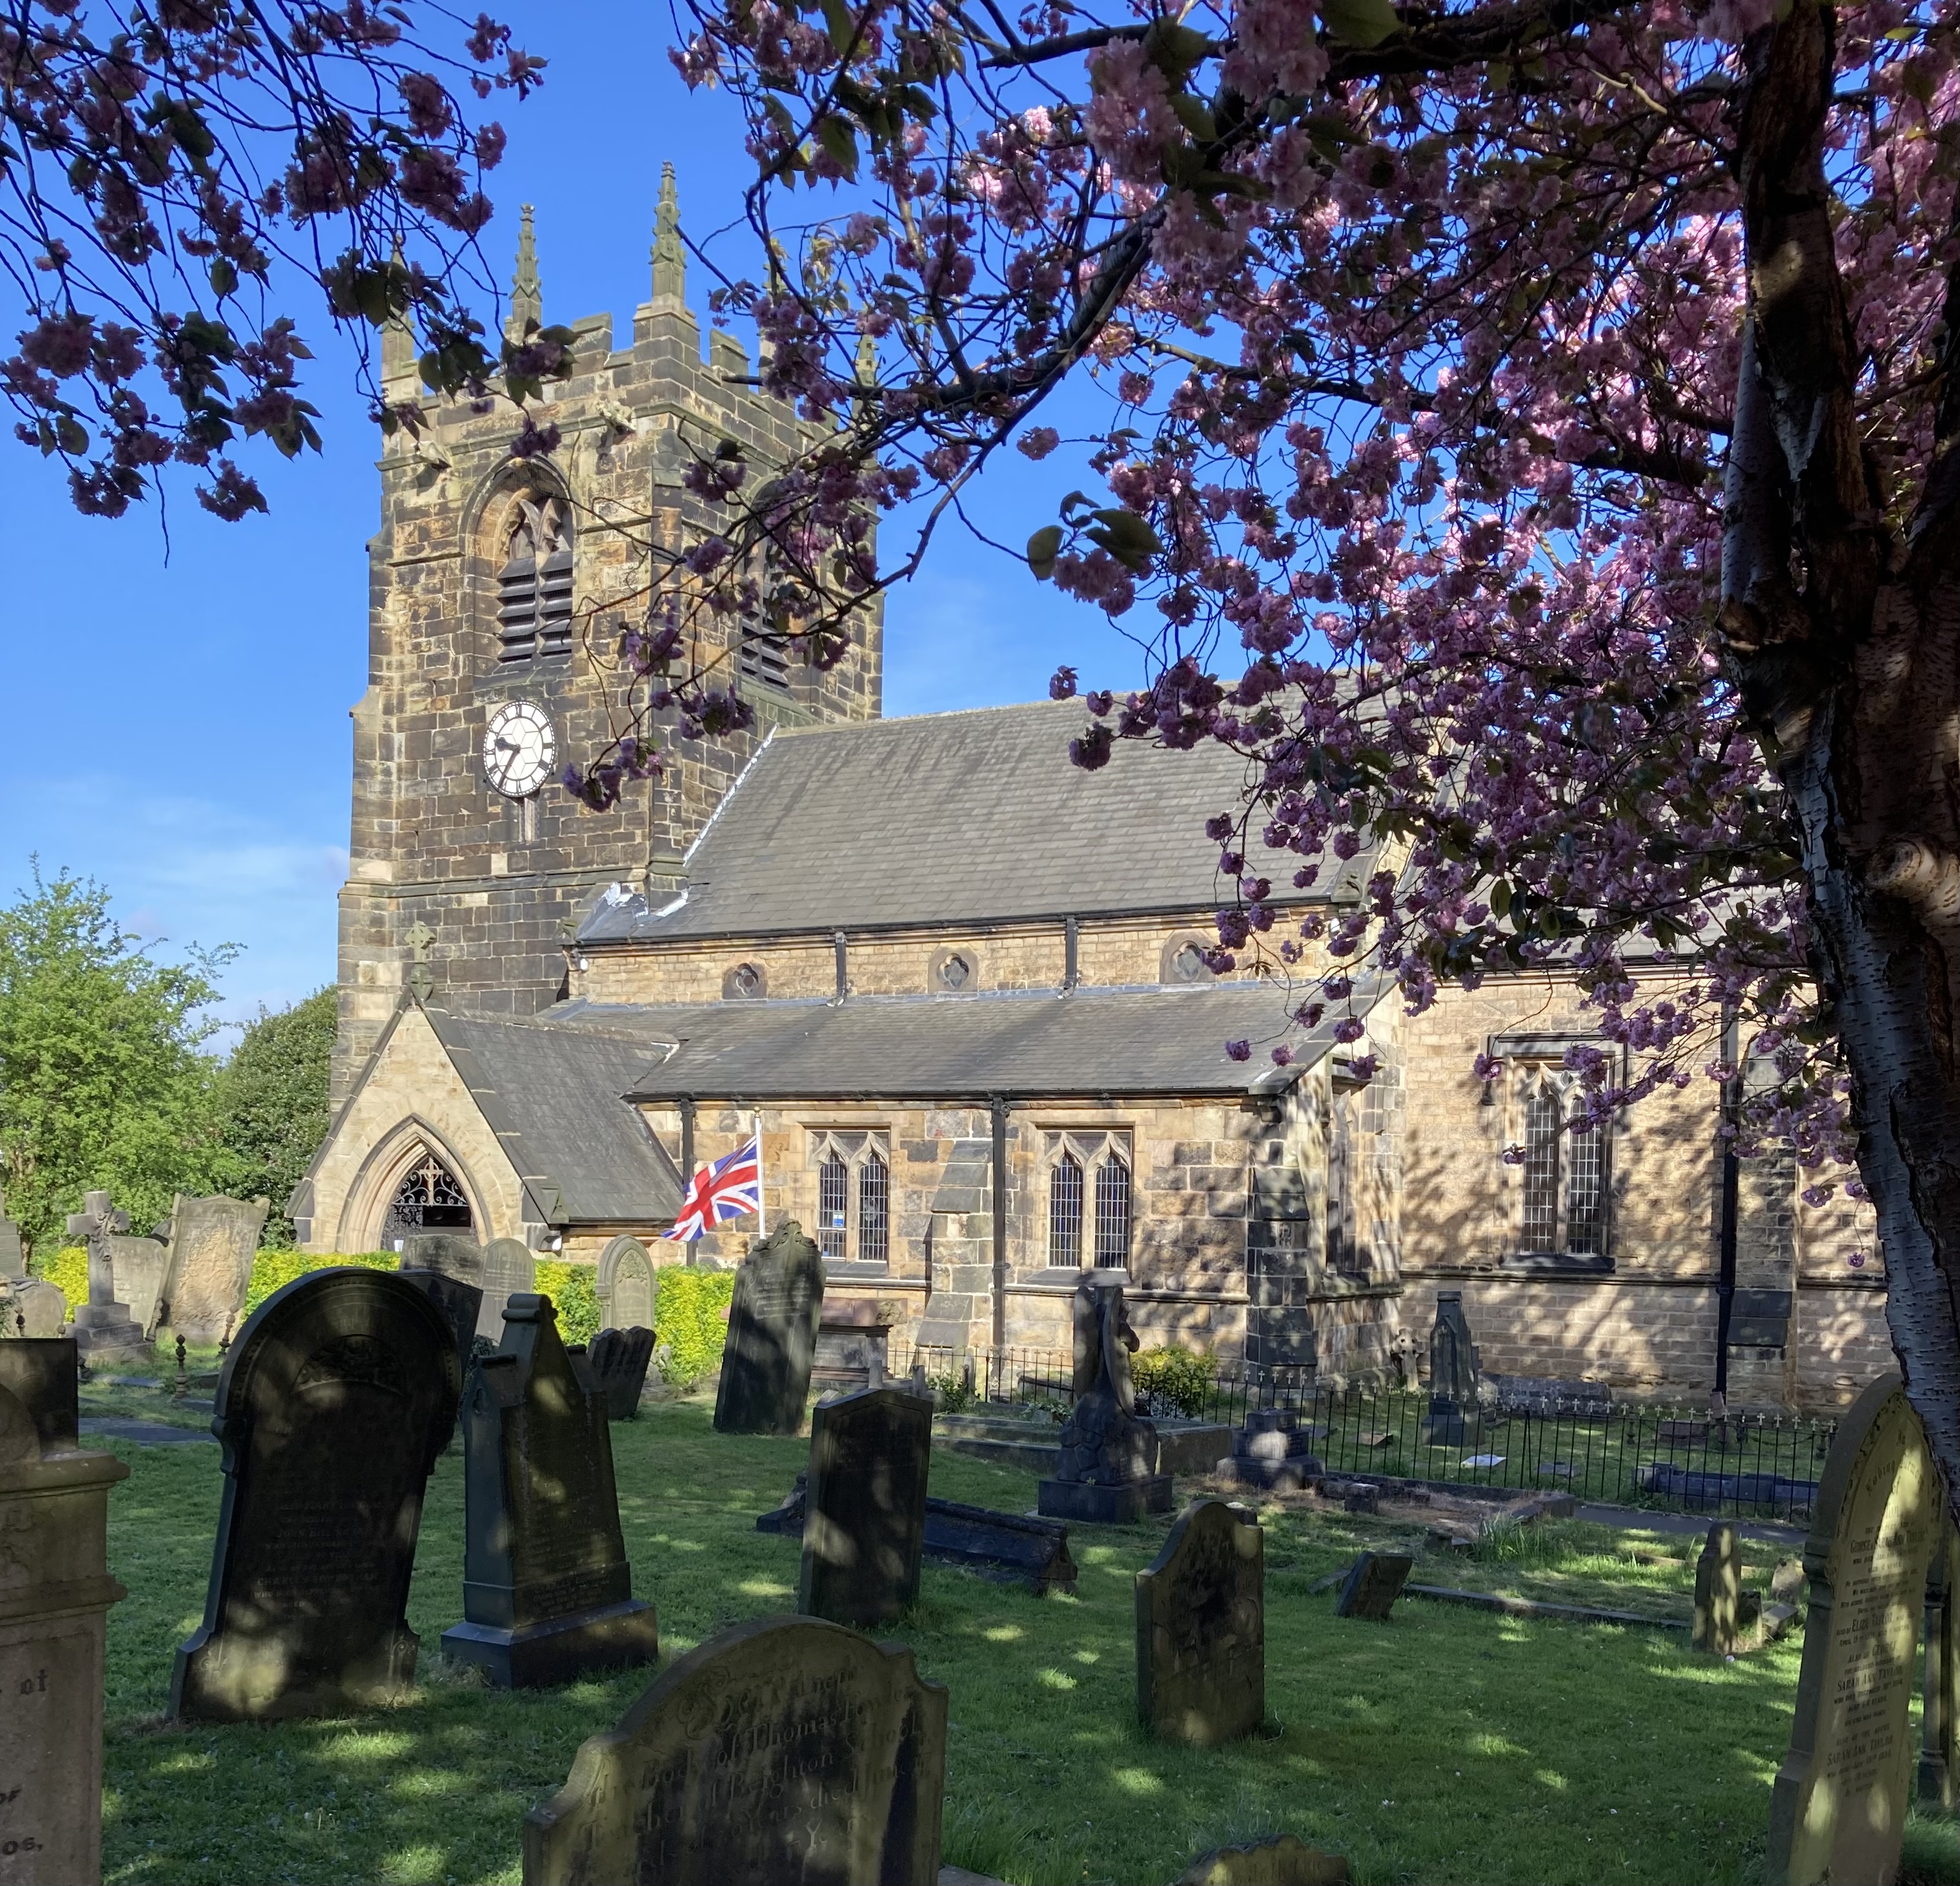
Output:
[858, 1151, 889, 1267]
[817, 1150, 850, 1260]
[1050, 1152, 1085, 1267]
[382, 1150, 472, 1249]
[497, 494, 573, 663]
[1093, 1154, 1131, 1268]
[1519, 1074, 1609, 1257]
[806, 1130, 892, 1267]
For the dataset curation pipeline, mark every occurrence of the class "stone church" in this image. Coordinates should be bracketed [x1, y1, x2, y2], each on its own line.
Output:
[292, 175, 1889, 1411]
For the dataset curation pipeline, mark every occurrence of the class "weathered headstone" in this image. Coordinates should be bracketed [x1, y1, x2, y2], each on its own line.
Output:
[1922, 1524, 1959, 1809]
[713, 1221, 824, 1435]
[1694, 1521, 1764, 1656]
[1424, 1291, 1480, 1446]
[1219, 1408, 1323, 1491]
[108, 1232, 171, 1339]
[597, 1235, 656, 1332]
[62, 1193, 147, 1358]
[441, 1295, 658, 1687]
[813, 1298, 895, 1395]
[0, 1360, 127, 1886]
[522, 1614, 947, 1886]
[401, 1230, 484, 1286]
[397, 1263, 484, 1398]
[799, 1385, 933, 1628]
[1135, 1499, 1264, 1744]
[584, 1326, 655, 1419]
[0, 1339, 79, 1454]
[0, 1197, 21, 1281]
[169, 1268, 461, 1722]
[1038, 1278, 1172, 1524]
[161, 1193, 268, 1342]
[478, 1236, 537, 1342]
[4, 1276, 67, 1338]
[1175, 1836, 1353, 1885]
[1769, 1372, 1941, 1886]
[1334, 1551, 1413, 1620]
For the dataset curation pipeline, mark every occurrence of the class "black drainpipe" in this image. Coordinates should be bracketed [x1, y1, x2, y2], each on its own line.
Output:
[1714, 1010, 1739, 1408]
[991, 1095, 1010, 1356]
[678, 1095, 697, 1263]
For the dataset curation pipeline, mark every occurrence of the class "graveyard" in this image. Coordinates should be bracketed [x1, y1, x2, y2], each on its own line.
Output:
[63, 1385, 1948, 1885]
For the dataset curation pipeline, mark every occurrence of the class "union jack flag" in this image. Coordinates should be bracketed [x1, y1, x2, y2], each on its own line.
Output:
[663, 1136, 762, 1241]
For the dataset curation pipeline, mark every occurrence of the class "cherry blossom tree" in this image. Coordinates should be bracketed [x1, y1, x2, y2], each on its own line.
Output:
[1, 0, 550, 518]
[608, 0, 1960, 1472]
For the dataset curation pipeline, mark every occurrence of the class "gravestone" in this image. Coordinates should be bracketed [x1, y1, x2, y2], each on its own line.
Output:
[1176, 1837, 1353, 1885]
[169, 1267, 461, 1722]
[1694, 1521, 1764, 1656]
[107, 1233, 171, 1339]
[813, 1299, 895, 1395]
[478, 1237, 538, 1343]
[4, 1275, 66, 1339]
[441, 1295, 658, 1687]
[0, 1197, 21, 1280]
[1219, 1409, 1323, 1491]
[799, 1385, 934, 1628]
[0, 1363, 127, 1886]
[597, 1235, 656, 1332]
[62, 1193, 147, 1358]
[1334, 1551, 1413, 1620]
[713, 1221, 825, 1435]
[397, 1265, 484, 1398]
[0, 1339, 79, 1454]
[585, 1326, 656, 1419]
[523, 1614, 947, 1886]
[401, 1231, 483, 1287]
[1922, 1524, 1959, 1810]
[1424, 1291, 1480, 1446]
[1135, 1499, 1264, 1744]
[162, 1193, 268, 1342]
[1038, 1278, 1172, 1523]
[1768, 1372, 1941, 1886]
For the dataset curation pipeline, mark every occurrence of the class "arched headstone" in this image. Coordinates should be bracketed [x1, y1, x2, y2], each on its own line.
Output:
[169, 1268, 461, 1722]
[478, 1237, 538, 1343]
[597, 1236, 656, 1334]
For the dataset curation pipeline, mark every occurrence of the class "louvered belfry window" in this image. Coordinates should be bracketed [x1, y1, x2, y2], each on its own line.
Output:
[497, 496, 574, 662]
[739, 626, 791, 692]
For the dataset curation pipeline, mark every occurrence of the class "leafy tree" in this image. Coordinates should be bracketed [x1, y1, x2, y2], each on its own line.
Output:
[597, 0, 1960, 1495]
[214, 987, 337, 1247]
[1, 0, 557, 517]
[0, 868, 234, 1254]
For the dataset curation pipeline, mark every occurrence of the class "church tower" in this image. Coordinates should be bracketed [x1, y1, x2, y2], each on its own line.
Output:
[334, 171, 883, 1100]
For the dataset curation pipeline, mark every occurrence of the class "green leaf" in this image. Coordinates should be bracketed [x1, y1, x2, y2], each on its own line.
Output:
[817, 114, 860, 179]
[1319, 0, 1399, 49]
[208, 258, 238, 298]
[1085, 508, 1163, 573]
[1171, 95, 1217, 143]
[821, 0, 857, 55]
[1026, 524, 1064, 580]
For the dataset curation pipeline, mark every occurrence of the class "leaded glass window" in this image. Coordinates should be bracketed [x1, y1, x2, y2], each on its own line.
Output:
[1093, 1155, 1130, 1267]
[1050, 1152, 1085, 1267]
[817, 1151, 850, 1260]
[858, 1152, 889, 1267]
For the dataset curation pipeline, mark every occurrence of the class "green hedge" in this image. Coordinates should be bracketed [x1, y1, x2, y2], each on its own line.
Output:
[535, 1260, 601, 1346]
[243, 1249, 396, 1315]
[32, 1246, 89, 1317]
[1132, 1345, 1217, 1418]
[655, 1269, 735, 1385]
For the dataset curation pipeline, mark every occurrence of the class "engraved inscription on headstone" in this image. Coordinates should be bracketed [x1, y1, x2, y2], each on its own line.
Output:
[596, 1235, 656, 1333]
[169, 1269, 461, 1722]
[1769, 1372, 1941, 1886]
[107, 1234, 171, 1339]
[713, 1222, 824, 1435]
[799, 1385, 934, 1628]
[477, 1237, 538, 1343]
[522, 1614, 947, 1886]
[397, 1265, 484, 1402]
[441, 1295, 658, 1687]
[1135, 1499, 1265, 1744]
[584, 1326, 655, 1421]
[162, 1193, 269, 1343]
[400, 1232, 484, 1287]
[0, 1366, 128, 1886]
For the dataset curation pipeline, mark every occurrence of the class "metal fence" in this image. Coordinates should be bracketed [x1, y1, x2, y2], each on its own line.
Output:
[896, 1343, 1836, 1524]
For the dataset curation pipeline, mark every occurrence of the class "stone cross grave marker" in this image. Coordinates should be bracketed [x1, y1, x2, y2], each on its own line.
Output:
[1334, 1551, 1413, 1620]
[1768, 1372, 1941, 1886]
[713, 1221, 825, 1435]
[169, 1268, 461, 1722]
[162, 1193, 269, 1343]
[441, 1295, 658, 1687]
[478, 1237, 537, 1343]
[597, 1235, 656, 1332]
[523, 1614, 947, 1886]
[0, 1354, 127, 1886]
[1175, 1835, 1354, 1885]
[585, 1326, 655, 1420]
[1038, 1278, 1172, 1524]
[799, 1384, 934, 1628]
[1922, 1524, 1959, 1810]
[62, 1193, 146, 1358]
[1135, 1498, 1265, 1744]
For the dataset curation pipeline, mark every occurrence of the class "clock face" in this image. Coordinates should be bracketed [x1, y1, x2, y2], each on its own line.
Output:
[483, 701, 557, 798]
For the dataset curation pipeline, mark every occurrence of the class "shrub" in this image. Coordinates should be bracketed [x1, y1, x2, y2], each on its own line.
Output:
[32, 1245, 88, 1317]
[1131, 1346, 1217, 1419]
[655, 1268, 736, 1385]
[243, 1249, 395, 1315]
[535, 1259, 601, 1346]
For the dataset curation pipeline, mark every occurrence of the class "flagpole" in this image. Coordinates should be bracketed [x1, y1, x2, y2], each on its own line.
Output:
[753, 1110, 765, 1237]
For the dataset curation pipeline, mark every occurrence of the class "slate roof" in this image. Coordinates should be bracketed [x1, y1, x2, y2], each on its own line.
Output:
[536, 982, 1380, 1101]
[577, 700, 1363, 944]
[420, 1009, 685, 1224]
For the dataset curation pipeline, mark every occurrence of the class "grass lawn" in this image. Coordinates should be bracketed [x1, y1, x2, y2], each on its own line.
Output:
[91, 1392, 1960, 1886]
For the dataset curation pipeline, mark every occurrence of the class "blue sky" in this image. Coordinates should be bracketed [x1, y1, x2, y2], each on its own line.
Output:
[0, 3, 1144, 1038]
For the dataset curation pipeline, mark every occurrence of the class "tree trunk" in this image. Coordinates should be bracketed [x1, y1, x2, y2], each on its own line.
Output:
[1726, 1, 1960, 1498]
